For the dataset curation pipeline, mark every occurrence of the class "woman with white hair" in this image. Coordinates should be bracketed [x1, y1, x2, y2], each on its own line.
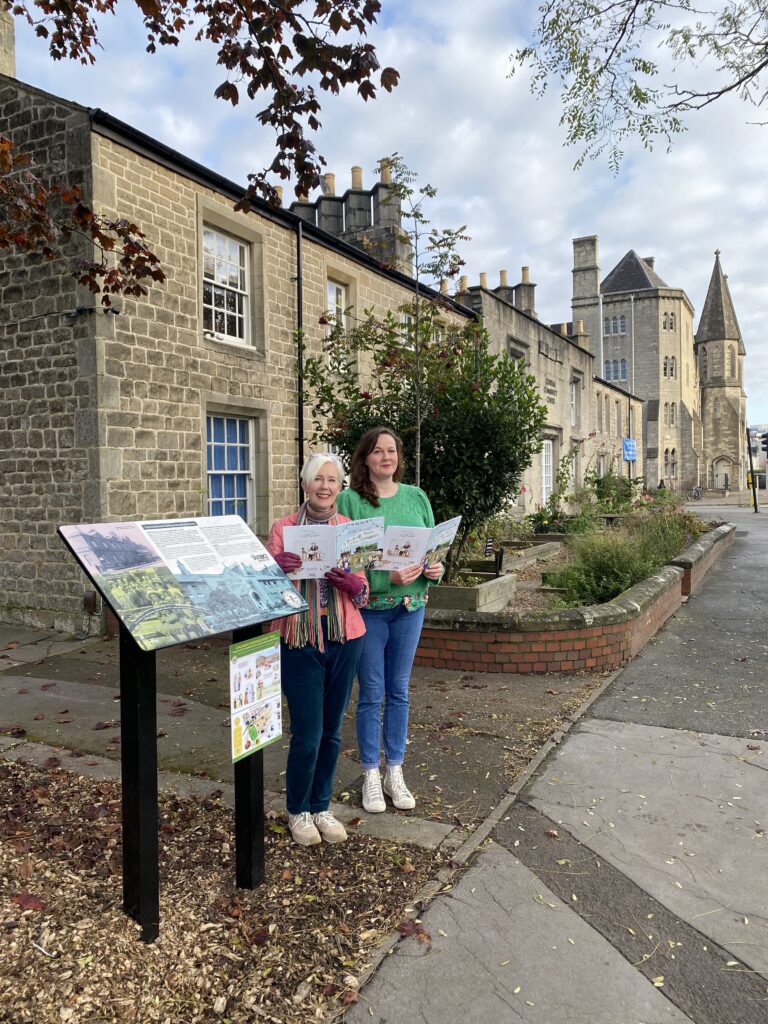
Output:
[266, 453, 368, 846]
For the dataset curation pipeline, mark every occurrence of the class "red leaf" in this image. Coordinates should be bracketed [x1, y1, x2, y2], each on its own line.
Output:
[0, 726, 26, 737]
[12, 892, 46, 911]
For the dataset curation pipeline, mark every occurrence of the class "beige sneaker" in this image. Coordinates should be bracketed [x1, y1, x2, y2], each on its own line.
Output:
[288, 811, 321, 846]
[383, 765, 415, 810]
[362, 768, 386, 813]
[313, 811, 347, 843]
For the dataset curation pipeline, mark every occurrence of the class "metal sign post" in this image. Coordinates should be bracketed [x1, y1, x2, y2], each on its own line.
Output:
[119, 623, 159, 942]
[232, 624, 266, 890]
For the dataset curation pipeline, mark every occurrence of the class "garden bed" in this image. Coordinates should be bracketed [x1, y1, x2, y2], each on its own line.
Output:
[418, 524, 735, 674]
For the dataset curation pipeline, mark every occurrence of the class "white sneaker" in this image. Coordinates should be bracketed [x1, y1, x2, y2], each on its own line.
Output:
[288, 811, 321, 846]
[313, 811, 347, 843]
[383, 765, 415, 810]
[362, 768, 386, 813]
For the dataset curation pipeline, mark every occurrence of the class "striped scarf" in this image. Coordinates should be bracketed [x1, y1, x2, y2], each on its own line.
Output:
[282, 502, 345, 651]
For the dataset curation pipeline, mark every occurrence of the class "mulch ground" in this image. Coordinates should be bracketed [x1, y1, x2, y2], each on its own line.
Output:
[0, 760, 439, 1024]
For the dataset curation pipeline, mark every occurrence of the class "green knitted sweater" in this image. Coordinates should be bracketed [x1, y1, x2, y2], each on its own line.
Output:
[337, 483, 437, 611]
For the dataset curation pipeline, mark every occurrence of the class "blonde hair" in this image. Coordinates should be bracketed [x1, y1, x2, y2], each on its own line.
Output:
[300, 452, 345, 488]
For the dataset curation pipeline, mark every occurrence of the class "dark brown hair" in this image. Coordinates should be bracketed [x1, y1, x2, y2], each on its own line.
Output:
[348, 426, 405, 507]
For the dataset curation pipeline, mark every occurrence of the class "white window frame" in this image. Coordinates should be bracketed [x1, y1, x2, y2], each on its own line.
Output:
[541, 440, 553, 505]
[615, 400, 622, 437]
[197, 196, 266, 354]
[570, 380, 578, 427]
[326, 279, 348, 331]
[596, 395, 603, 432]
[202, 226, 250, 346]
[206, 413, 256, 521]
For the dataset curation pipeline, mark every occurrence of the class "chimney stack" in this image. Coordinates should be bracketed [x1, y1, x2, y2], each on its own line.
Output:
[479, 272, 487, 289]
[0, 9, 15, 78]
[499, 270, 508, 288]
[458, 275, 469, 293]
[514, 265, 537, 317]
[379, 158, 392, 185]
[351, 166, 363, 190]
[322, 172, 336, 196]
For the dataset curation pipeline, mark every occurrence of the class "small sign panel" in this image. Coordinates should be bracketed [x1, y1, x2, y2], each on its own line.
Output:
[230, 631, 282, 762]
[623, 438, 638, 462]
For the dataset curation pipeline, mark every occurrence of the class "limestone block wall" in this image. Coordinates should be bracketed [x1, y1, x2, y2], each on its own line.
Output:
[0, 81, 99, 629]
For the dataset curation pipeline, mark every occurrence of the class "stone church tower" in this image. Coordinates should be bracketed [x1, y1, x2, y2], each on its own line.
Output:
[695, 252, 747, 490]
[571, 236, 703, 490]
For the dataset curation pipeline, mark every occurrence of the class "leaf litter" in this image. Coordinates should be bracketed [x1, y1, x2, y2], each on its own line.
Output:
[0, 759, 439, 1023]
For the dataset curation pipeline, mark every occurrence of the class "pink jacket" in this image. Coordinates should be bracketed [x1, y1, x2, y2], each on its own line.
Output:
[266, 512, 367, 641]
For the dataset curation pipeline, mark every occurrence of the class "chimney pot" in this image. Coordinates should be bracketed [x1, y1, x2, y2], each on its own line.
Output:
[274, 185, 283, 204]
[499, 270, 508, 288]
[576, 319, 584, 334]
[439, 279, 449, 294]
[560, 323, 568, 336]
[521, 266, 530, 284]
[479, 272, 487, 289]
[351, 166, 363, 190]
[322, 172, 336, 196]
[379, 158, 392, 185]
[458, 275, 469, 293]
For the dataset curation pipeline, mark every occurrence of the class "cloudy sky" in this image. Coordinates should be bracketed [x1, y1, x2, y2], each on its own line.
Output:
[11, 1, 768, 422]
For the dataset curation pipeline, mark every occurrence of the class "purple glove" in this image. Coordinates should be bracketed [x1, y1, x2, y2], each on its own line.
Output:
[324, 568, 365, 597]
[274, 551, 302, 573]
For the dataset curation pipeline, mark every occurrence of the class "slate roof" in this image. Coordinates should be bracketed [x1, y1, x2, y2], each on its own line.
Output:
[600, 250, 669, 294]
[695, 251, 745, 352]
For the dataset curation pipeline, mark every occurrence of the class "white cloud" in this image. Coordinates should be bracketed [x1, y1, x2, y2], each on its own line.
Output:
[11, 1, 768, 419]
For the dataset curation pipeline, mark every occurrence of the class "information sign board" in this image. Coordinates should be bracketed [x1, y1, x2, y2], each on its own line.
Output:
[58, 516, 307, 651]
[623, 438, 638, 462]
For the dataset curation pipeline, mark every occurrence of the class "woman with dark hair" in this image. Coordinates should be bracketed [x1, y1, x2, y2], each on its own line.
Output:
[337, 427, 442, 814]
[267, 452, 369, 846]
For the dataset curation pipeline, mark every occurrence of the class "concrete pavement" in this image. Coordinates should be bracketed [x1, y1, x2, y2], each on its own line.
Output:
[2, 504, 766, 1022]
[347, 505, 768, 1024]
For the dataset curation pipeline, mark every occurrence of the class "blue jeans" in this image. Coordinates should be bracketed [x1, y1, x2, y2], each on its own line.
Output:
[280, 624, 362, 815]
[356, 604, 426, 770]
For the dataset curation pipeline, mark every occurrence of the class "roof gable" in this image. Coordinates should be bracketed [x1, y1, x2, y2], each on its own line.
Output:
[601, 250, 669, 294]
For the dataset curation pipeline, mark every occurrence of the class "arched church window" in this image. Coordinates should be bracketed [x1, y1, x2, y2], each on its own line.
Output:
[670, 357, 676, 378]
[612, 316, 618, 334]
[729, 346, 736, 377]
[670, 449, 677, 478]
[670, 313, 676, 331]
[670, 402, 676, 426]
[713, 398, 720, 418]
[663, 402, 669, 425]
[701, 346, 707, 380]
[620, 315, 626, 334]
[620, 358, 627, 380]
[663, 356, 669, 377]
[664, 449, 670, 476]
[663, 313, 669, 330]
[613, 359, 619, 380]
[604, 318, 610, 336]
[604, 360, 611, 379]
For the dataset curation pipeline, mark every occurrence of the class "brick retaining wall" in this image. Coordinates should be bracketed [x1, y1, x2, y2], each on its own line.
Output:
[416, 524, 734, 674]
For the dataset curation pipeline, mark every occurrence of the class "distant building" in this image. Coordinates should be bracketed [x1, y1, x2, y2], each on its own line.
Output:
[571, 237, 747, 492]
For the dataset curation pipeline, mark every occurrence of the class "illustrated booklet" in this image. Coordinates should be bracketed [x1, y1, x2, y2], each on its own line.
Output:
[282, 516, 385, 579]
[377, 515, 462, 570]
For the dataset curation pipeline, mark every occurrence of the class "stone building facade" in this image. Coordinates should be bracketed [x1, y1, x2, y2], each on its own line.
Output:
[456, 272, 643, 510]
[571, 236, 746, 492]
[0, 61, 473, 629]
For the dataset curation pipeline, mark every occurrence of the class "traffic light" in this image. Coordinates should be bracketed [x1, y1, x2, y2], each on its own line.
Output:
[762, 433, 768, 454]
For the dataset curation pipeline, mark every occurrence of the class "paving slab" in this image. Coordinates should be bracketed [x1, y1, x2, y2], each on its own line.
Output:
[525, 719, 768, 976]
[346, 843, 693, 1024]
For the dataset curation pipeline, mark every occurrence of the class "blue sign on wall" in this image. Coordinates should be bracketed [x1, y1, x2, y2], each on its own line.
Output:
[623, 438, 637, 462]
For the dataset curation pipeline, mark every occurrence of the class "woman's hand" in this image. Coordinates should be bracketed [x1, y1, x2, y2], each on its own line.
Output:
[390, 564, 423, 586]
[324, 569, 365, 597]
[422, 561, 443, 581]
[274, 551, 302, 573]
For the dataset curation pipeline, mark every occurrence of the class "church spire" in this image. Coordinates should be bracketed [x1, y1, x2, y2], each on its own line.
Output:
[695, 250, 744, 353]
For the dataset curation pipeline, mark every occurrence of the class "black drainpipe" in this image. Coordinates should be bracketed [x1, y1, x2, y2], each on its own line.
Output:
[295, 219, 305, 506]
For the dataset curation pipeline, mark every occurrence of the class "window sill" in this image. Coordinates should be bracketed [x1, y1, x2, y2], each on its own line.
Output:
[202, 333, 265, 359]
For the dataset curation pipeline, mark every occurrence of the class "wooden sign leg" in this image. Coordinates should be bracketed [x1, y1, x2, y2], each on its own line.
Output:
[232, 625, 266, 889]
[119, 624, 159, 942]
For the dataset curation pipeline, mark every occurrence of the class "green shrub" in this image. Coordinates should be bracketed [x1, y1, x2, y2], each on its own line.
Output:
[547, 508, 704, 606]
